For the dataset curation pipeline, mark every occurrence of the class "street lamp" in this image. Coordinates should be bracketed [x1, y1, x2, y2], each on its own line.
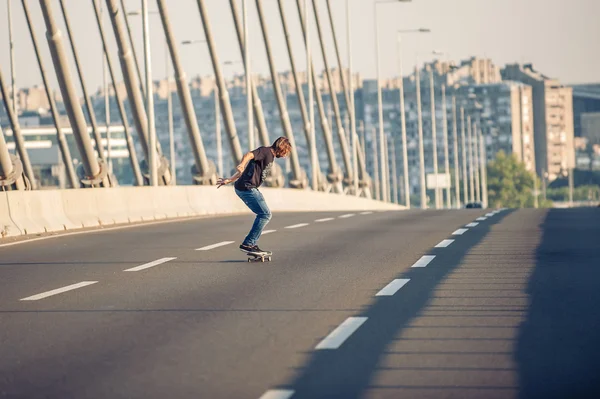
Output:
[7, 0, 17, 115]
[375, 0, 412, 202]
[397, 27, 430, 208]
[181, 39, 231, 178]
[128, 6, 159, 185]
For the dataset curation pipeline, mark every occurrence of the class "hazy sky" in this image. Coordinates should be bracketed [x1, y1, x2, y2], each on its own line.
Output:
[0, 0, 598, 95]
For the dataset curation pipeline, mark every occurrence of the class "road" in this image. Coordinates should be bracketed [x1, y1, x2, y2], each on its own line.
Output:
[1, 208, 599, 399]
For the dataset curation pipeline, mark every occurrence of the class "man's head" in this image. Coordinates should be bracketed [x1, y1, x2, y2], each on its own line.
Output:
[271, 137, 291, 158]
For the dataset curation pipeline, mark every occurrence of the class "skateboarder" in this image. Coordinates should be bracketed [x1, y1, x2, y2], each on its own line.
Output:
[217, 137, 292, 255]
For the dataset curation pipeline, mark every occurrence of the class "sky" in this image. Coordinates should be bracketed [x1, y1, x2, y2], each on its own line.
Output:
[0, 0, 599, 96]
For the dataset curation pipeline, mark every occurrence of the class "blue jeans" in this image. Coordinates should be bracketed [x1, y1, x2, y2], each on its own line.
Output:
[235, 188, 272, 246]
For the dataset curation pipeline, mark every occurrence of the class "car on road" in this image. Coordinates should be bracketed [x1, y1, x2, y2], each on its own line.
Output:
[465, 202, 484, 209]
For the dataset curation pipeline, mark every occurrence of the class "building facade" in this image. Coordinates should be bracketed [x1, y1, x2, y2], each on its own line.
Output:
[502, 64, 575, 181]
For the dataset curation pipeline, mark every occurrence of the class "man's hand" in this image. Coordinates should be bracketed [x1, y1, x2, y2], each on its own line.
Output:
[217, 177, 230, 189]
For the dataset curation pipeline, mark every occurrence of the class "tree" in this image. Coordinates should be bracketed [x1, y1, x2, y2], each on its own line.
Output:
[487, 151, 551, 208]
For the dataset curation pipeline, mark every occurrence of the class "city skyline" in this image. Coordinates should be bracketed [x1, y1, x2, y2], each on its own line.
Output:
[0, 0, 598, 96]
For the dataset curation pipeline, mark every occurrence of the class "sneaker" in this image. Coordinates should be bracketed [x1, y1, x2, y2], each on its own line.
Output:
[239, 243, 254, 253]
[251, 245, 272, 255]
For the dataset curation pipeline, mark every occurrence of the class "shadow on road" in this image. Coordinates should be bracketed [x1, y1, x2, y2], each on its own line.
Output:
[271, 210, 514, 398]
[516, 208, 600, 399]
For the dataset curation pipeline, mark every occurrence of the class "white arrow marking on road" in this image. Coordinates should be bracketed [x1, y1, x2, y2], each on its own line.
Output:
[316, 317, 368, 350]
[411, 255, 436, 268]
[258, 390, 295, 399]
[376, 279, 410, 296]
[195, 241, 235, 251]
[453, 228, 468, 235]
[285, 223, 309, 229]
[21, 281, 98, 301]
[435, 239, 455, 248]
[124, 257, 177, 271]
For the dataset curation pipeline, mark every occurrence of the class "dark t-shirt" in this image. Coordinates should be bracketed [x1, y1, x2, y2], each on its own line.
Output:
[234, 147, 275, 191]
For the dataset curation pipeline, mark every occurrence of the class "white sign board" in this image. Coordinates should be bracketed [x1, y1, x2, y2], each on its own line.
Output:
[427, 173, 451, 189]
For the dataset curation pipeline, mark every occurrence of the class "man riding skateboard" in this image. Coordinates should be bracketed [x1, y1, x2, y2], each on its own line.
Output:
[217, 137, 292, 256]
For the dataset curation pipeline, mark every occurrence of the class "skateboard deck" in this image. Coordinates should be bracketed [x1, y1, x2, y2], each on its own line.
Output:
[241, 249, 272, 263]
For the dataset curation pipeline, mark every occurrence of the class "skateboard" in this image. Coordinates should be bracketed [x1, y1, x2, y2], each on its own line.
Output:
[241, 249, 273, 263]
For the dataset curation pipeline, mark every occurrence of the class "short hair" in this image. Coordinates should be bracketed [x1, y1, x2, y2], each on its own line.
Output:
[271, 136, 291, 158]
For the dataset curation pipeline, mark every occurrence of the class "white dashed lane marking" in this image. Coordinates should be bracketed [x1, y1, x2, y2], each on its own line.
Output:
[258, 390, 295, 399]
[316, 317, 368, 350]
[262, 230, 276, 235]
[376, 279, 410, 296]
[339, 214, 355, 219]
[195, 241, 235, 251]
[360, 211, 373, 215]
[476, 217, 487, 221]
[315, 218, 334, 223]
[20, 281, 98, 301]
[435, 239, 455, 248]
[411, 255, 436, 268]
[285, 223, 309, 229]
[466, 222, 479, 227]
[124, 257, 177, 271]
[453, 228, 468, 235]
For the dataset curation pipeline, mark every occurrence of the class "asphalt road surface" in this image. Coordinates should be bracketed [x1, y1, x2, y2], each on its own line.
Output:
[1, 208, 599, 399]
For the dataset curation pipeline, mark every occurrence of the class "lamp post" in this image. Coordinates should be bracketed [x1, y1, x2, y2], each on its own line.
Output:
[181, 41, 238, 178]
[374, 0, 412, 202]
[242, 0, 254, 150]
[346, 0, 359, 196]
[128, 6, 158, 185]
[397, 28, 430, 208]
[304, 0, 317, 191]
[7, 0, 17, 115]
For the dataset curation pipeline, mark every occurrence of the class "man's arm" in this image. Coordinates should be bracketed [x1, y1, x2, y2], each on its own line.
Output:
[217, 151, 254, 188]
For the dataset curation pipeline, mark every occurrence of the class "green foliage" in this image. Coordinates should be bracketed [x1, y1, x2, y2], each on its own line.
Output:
[487, 151, 549, 208]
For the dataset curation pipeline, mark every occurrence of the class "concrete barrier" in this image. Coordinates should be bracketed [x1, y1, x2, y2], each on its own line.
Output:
[153, 186, 196, 218]
[94, 189, 129, 225]
[2, 186, 404, 240]
[5, 190, 47, 235]
[0, 191, 20, 238]
[61, 189, 101, 228]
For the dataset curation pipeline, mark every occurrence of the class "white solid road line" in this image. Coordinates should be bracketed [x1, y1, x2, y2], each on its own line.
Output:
[316, 317, 368, 350]
[262, 230, 276, 235]
[360, 211, 373, 215]
[124, 257, 177, 272]
[453, 228, 468, 235]
[339, 214, 355, 219]
[435, 239, 455, 248]
[466, 222, 479, 227]
[315, 218, 334, 222]
[258, 390, 295, 399]
[376, 279, 410, 296]
[195, 241, 235, 251]
[476, 217, 487, 221]
[411, 255, 436, 268]
[21, 281, 98, 301]
[258, 389, 295, 399]
[285, 223, 309, 229]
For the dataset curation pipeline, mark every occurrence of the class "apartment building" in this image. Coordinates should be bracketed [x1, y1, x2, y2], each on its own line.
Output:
[502, 63, 575, 180]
